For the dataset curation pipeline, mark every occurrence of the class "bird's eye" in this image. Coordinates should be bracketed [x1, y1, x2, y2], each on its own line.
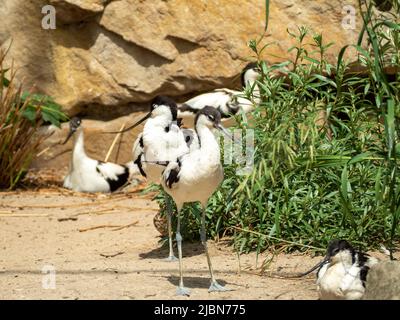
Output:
[208, 115, 214, 121]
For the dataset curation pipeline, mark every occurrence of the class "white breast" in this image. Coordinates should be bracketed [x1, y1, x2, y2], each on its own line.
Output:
[317, 263, 365, 300]
[142, 120, 189, 183]
[161, 125, 223, 207]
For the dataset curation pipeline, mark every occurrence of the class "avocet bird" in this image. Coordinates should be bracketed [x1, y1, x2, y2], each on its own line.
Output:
[108, 96, 199, 261]
[178, 62, 261, 125]
[160, 106, 233, 296]
[132, 128, 199, 180]
[62, 117, 135, 193]
[304, 239, 379, 300]
[131, 129, 198, 259]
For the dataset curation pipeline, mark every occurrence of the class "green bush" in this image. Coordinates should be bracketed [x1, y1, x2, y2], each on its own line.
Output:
[154, 0, 400, 255]
[0, 47, 68, 189]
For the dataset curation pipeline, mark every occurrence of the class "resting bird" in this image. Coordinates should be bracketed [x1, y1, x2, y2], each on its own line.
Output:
[62, 117, 136, 193]
[178, 62, 261, 126]
[161, 106, 233, 296]
[304, 239, 379, 300]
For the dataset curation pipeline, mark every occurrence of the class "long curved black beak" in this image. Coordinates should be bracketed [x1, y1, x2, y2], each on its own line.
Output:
[61, 129, 75, 145]
[215, 123, 242, 145]
[103, 113, 151, 134]
[296, 256, 330, 277]
[215, 123, 233, 140]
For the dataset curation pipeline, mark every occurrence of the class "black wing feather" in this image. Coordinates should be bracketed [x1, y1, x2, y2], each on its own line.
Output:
[139, 136, 144, 148]
[96, 161, 130, 192]
[356, 251, 373, 286]
[134, 154, 147, 178]
[165, 160, 181, 189]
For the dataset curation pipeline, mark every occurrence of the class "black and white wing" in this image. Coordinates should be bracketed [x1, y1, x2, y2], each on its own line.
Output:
[96, 161, 130, 192]
[162, 159, 182, 189]
[179, 90, 241, 118]
[356, 251, 379, 286]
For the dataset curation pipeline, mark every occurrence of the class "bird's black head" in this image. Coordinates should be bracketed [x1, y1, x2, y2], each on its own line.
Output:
[241, 62, 261, 87]
[194, 106, 234, 141]
[296, 239, 357, 277]
[101, 96, 178, 135]
[325, 239, 357, 265]
[62, 116, 82, 145]
[150, 95, 178, 121]
[327, 239, 354, 257]
[298, 239, 357, 276]
[194, 106, 222, 128]
[69, 116, 82, 132]
[242, 62, 259, 73]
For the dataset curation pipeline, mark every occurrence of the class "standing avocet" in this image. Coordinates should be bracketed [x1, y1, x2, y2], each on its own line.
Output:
[108, 96, 198, 261]
[62, 117, 135, 193]
[160, 106, 232, 296]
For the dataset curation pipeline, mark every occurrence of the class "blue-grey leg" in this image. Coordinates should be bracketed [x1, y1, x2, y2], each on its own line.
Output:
[176, 205, 190, 296]
[201, 205, 229, 292]
[164, 192, 178, 262]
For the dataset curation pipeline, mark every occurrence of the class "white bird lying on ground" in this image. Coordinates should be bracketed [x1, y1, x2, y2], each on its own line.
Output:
[160, 106, 233, 296]
[62, 117, 136, 193]
[302, 239, 379, 300]
[177, 62, 261, 126]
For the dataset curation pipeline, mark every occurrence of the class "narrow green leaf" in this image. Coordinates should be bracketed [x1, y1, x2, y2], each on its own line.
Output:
[265, 0, 270, 32]
[385, 99, 395, 157]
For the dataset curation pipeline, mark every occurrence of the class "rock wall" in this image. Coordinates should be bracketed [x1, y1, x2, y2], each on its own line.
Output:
[1, 0, 361, 116]
[0, 0, 363, 171]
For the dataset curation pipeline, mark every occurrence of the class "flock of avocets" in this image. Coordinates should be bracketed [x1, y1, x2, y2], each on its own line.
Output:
[59, 62, 379, 299]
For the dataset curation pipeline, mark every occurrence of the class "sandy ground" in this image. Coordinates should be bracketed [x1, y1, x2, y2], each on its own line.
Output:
[0, 177, 395, 300]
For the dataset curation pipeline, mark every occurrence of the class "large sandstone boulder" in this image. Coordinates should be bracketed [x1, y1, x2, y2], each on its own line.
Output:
[1, 0, 366, 172]
[364, 261, 400, 300]
[0, 0, 362, 116]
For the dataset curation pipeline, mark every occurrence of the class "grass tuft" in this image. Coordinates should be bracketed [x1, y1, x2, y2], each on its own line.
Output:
[154, 0, 400, 255]
[0, 46, 68, 189]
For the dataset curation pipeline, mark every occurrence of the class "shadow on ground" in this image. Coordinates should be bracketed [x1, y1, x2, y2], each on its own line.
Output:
[166, 275, 229, 289]
[139, 241, 205, 260]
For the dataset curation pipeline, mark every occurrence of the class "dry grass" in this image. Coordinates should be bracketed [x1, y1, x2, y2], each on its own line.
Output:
[0, 47, 45, 189]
